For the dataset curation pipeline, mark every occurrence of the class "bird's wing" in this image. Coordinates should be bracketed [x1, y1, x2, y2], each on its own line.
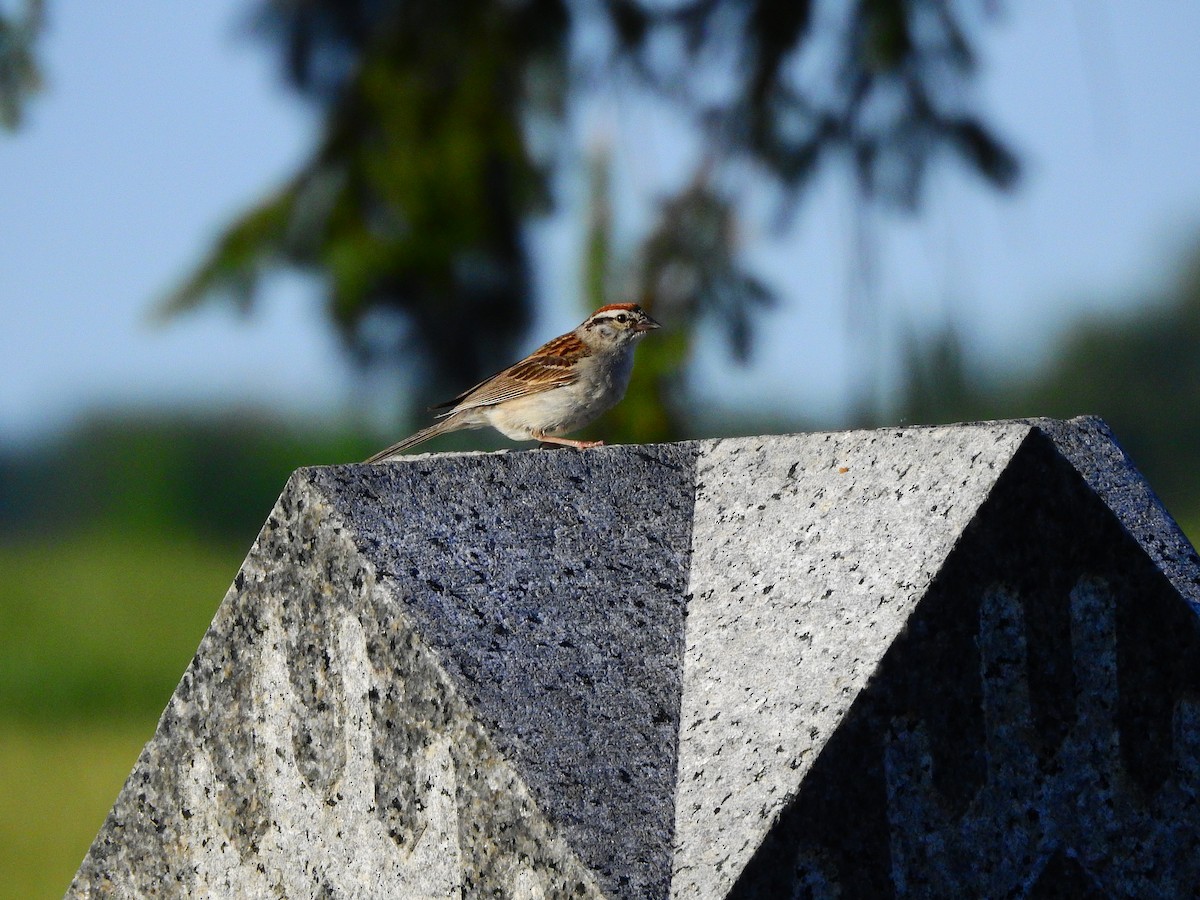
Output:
[431, 335, 582, 415]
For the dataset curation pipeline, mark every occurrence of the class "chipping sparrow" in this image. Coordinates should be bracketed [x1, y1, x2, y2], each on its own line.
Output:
[365, 303, 661, 461]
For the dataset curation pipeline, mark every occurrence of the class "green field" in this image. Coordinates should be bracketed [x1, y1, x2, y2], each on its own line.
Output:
[0, 529, 245, 896]
[0, 720, 154, 898]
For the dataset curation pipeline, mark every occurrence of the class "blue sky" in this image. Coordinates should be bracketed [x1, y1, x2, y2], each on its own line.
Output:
[3, 1, 1200, 442]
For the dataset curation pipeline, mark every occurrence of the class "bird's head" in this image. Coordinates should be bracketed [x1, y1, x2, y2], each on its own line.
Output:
[577, 303, 661, 351]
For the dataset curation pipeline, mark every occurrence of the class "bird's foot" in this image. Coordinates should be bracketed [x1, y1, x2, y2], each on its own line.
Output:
[535, 435, 604, 450]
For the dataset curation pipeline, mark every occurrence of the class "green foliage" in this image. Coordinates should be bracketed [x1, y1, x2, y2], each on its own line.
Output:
[639, 178, 775, 365]
[164, 0, 573, 404]
[0, 0, 43, 131]
[157, 183, 299, 319]
[0, 411, 374, 546]
[577, 149, 692, 444]
[1019, 275, 1200, 518]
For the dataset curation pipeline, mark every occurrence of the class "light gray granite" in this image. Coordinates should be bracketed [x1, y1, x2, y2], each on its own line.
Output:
[670, 423, 1030, 899]
[68, 420, 1200, 898]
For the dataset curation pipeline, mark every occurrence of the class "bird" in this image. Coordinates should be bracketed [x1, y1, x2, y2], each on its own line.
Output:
[364, 303, 661, 462]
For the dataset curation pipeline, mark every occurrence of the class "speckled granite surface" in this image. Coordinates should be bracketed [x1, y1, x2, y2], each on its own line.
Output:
[68, 419, 1200, 898]
[671, 424, 1030, 899]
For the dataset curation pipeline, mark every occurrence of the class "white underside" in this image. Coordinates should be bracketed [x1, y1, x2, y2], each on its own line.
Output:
[457, 347, 636, 441]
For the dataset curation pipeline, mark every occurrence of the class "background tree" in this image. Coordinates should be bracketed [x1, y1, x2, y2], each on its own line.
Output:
[0, 0, 44, 129]
[161, 0, 1018, 437]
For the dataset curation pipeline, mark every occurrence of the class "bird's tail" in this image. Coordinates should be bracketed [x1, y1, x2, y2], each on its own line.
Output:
[363, 419, 457, 463]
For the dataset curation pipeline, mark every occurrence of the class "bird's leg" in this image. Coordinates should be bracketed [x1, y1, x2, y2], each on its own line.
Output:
[533, 432, 604, 450]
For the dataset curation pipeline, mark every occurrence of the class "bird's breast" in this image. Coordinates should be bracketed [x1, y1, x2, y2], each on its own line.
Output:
[484, 349, 635, 438]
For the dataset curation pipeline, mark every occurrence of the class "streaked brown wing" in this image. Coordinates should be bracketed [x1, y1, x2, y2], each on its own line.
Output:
[431, 333, 582, 414]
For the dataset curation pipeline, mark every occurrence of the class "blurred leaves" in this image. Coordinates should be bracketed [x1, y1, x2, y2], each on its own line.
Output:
[0, 0, 44, 130]
[640, 175, 775, 364]
[0, 412, 372, 546]
[163, 0, 1014, 423]
[165, 0, 570, 402]
[645, 0, 1018, 207]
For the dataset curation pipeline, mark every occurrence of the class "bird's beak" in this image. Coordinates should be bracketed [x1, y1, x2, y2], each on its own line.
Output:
[635, 315, 662, 333]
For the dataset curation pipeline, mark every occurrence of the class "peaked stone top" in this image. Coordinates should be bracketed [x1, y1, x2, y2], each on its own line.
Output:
[1032, 416, 1200, 609]
[69, 418, 1200, 899]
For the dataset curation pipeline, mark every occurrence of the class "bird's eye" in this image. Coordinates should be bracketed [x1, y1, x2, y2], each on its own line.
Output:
[616, 313, 629, 324]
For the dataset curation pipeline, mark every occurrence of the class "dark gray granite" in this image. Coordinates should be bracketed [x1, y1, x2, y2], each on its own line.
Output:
[306, 444, 697, 899]
[1033, 415, 1200, 610]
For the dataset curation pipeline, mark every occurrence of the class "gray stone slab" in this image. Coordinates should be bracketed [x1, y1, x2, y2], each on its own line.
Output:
[68, 419, 1200, 899]
[670, 423, 1031, 899]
